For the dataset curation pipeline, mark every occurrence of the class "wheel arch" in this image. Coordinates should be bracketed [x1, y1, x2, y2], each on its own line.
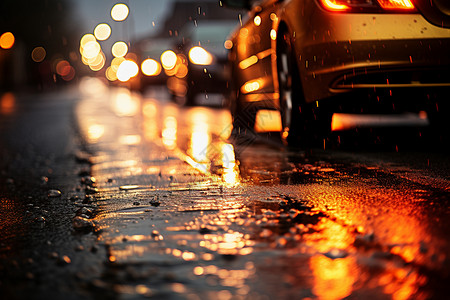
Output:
[273, 19, 306, 108]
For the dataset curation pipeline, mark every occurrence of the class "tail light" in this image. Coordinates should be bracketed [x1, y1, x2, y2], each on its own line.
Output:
[318, 0, 415, 12]
[377, 0, 415, 10]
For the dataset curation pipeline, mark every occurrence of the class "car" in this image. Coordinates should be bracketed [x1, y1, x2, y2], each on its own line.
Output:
[167, 20, 240, 106]
[223, 0, 450, 147]
[127, 37, 174, 92]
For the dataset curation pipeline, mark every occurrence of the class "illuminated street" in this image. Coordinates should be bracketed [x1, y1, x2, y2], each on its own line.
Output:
[2, 80, 449, 299]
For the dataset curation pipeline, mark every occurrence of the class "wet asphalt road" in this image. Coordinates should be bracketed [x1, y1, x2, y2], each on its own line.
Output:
[1, 80, 450, 299]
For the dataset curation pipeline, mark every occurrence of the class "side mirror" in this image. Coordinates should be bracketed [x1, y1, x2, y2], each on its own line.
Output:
[222, 0, 251, 10]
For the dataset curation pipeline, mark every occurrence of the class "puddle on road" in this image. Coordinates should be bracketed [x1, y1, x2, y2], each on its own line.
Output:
[75, 84, 447, 299]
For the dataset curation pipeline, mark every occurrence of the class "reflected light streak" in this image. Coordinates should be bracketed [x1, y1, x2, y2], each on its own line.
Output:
[119, 135, 141, 145]
[190, 129, 210, 163]
[162, 116, 177, 150]
[79, 77, 108, 97]
[310, 255, 357, 300]
[87, 124, 105, 142]
[112, 89, 140, 117]
[221, 143, 240, 185]
[200, 231, 253, 256]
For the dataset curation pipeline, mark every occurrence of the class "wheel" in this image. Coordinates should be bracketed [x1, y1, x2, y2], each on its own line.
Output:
[230, 93, 258, 144]
[276, 30, 324, 149]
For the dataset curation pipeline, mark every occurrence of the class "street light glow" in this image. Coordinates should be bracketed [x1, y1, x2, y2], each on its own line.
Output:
[94, 23, 112, 41]
[111, 3, 129, 21]
[112, 41, 128, 57]
[117, 60, 139, 82]
[141, 59, 161, 76]
[0, 32, 15, 49]
[82, 40, 101, 59]
[31, 47, 46, 62]
[161, 50, 177, 70]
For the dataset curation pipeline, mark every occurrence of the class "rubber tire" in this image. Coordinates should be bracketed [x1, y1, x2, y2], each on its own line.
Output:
[277, 30, 320, 149]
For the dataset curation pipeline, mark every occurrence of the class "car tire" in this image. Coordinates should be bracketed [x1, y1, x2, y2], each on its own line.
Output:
[277, 30, 324, 149]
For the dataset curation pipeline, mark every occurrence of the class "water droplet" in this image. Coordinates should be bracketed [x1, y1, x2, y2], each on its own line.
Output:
[72, 216, 95, 231]
[119, 185, 140, 191]
[48, 189, 62, 197]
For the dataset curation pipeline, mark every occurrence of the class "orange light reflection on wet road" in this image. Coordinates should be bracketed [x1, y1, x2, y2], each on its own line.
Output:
[0, 92, 16, 114]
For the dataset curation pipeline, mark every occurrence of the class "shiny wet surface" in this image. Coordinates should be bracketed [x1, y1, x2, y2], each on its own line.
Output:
[74, 79, 450, 299]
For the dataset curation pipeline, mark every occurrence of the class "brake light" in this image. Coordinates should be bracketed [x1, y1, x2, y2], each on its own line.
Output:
[318, 0, 415, 12]
[319, 0, 350, 11]
[377, 0, 415, 10]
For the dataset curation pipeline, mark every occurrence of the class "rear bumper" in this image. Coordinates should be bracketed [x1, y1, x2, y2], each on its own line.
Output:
[299, 38, 450, 103]
[282, 4, 450, 103]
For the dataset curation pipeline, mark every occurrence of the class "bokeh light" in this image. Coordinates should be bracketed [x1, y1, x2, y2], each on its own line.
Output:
[161, 50, 177, 70]
[112, 41, 128, 57]
[80, 34, 96, 52]
[117, 60, 139, 82]
[31, 47, 46, 62]
[0, 32, 15, 49]
[111, 3, 129, 22]
[106, 66, 118, 81]
[188, 46, 213, 65]
[141, 58, 161, 76]
[94, 23, 112, 41]
[1, 92, 16, 115]
[111, 56, 126, 72]
[88, 52, 106, 71]
[82, 40, 101, 59]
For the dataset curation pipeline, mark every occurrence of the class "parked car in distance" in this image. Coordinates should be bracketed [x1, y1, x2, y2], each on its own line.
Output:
[224, 0, 450, 147]
[128, 37, 174, 92]
[167, 20, 240, 106]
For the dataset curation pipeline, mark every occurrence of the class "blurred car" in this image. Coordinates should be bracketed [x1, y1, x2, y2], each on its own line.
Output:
[128, 37, 174, 92]
[167, 20, 240, 105]
[224, 0, 450, 147]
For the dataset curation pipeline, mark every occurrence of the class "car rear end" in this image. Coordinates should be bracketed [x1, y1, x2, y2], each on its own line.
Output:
[282, 0, 450, 131]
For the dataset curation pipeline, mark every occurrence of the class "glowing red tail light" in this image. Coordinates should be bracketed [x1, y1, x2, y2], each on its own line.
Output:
[318, 0, 415, 12]
[377, 0, 415, 10]
[320, 0, 350, 12]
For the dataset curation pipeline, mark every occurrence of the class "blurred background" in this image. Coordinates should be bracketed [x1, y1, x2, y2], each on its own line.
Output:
[0, 0, 243, 94]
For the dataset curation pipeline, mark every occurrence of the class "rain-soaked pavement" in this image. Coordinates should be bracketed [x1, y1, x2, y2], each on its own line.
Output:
[1, 79, 450, 299]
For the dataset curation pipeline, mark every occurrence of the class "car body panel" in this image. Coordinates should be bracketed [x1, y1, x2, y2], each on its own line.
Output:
[227, 0, 450, 110]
